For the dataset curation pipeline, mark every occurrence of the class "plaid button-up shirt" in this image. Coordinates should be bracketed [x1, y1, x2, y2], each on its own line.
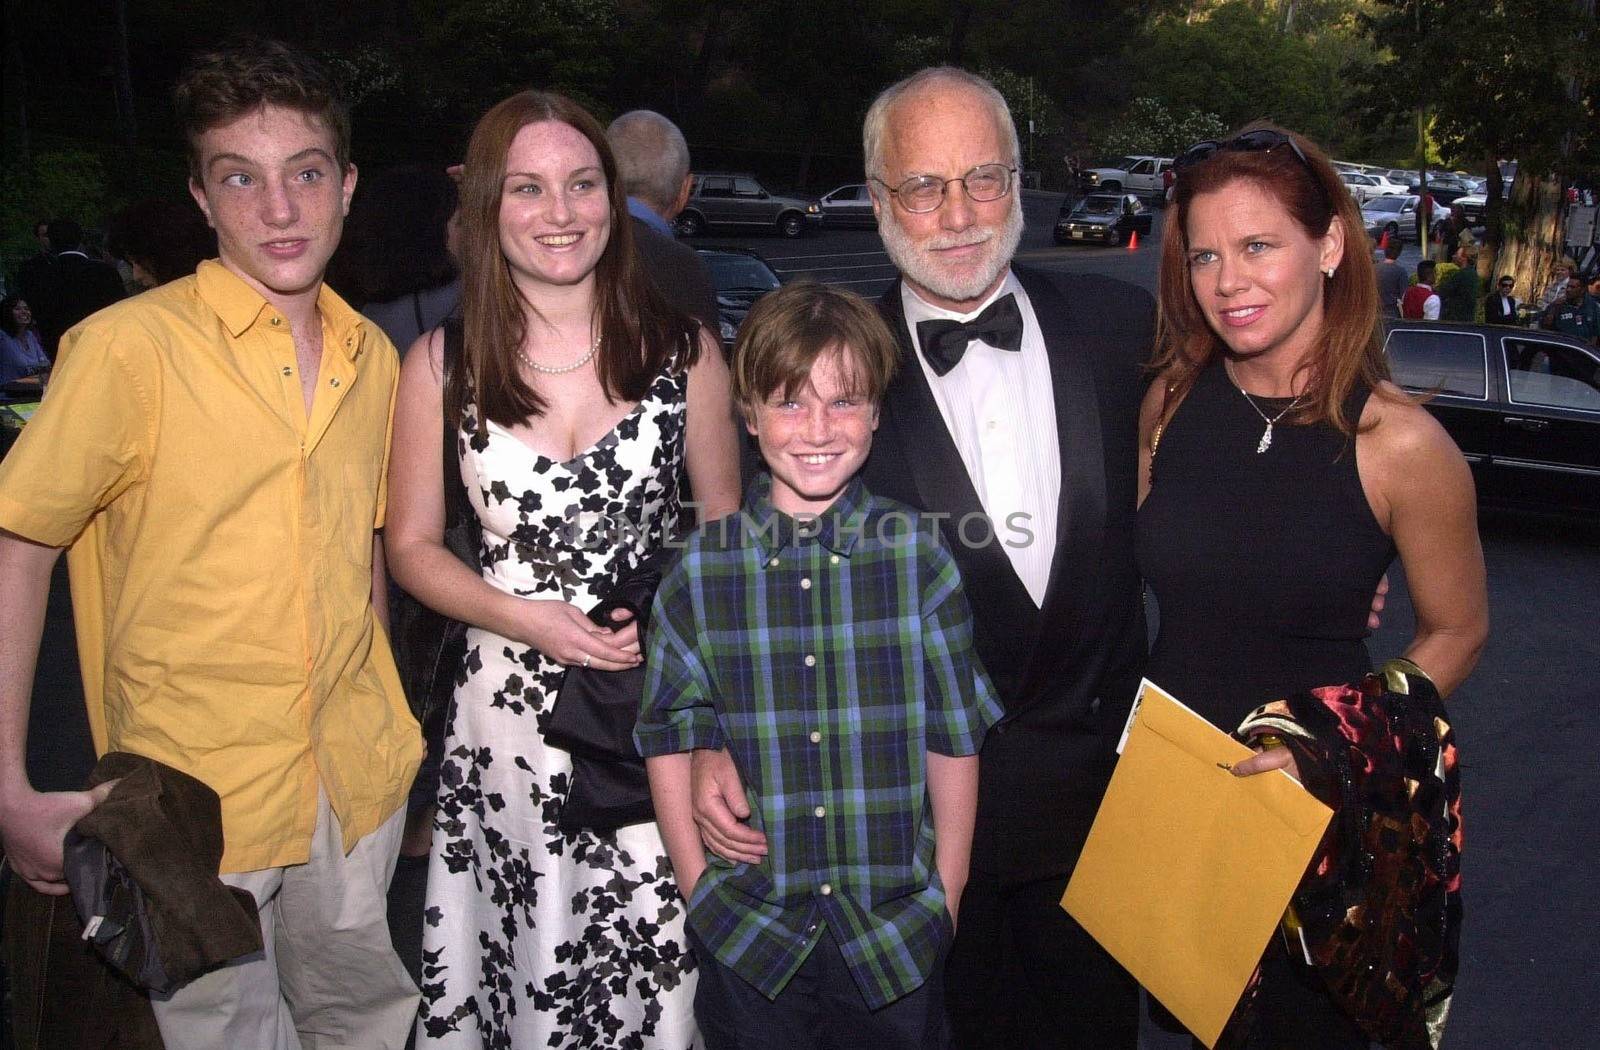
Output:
[637, 475, 1002, 1008]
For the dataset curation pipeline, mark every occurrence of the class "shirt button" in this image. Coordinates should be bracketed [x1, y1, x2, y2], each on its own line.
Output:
[804, 654, 816, 668]
[270, 316, 282, 326]
[814, 806, 825, 818]
[329, 377, 340, 387]
[830, 554, 840, 565]
[809, 731, 822, 744]
[800, 577, 812, 590]
[806, 923, 819, 935]
[819, 883, 832, 896]
[281, 366, 292, 376]
[769, 557, 780, 568]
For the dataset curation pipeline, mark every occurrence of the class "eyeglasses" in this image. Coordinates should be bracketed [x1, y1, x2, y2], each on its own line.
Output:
[1174, 129, 1315, 178]
[870, 164, 1017, 214]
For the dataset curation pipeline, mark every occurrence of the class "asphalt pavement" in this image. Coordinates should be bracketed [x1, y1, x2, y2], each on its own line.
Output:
[5, 201, 1590, 1049]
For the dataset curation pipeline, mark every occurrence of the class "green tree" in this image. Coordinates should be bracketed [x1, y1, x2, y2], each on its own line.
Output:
[1362, 0, 1599, 294]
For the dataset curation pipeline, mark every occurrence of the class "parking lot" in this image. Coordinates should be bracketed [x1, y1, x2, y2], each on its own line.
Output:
[685, 202, 1596, 1049]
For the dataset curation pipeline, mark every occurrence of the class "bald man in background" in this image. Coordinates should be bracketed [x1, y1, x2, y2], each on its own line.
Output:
[607, 110, 719, 336]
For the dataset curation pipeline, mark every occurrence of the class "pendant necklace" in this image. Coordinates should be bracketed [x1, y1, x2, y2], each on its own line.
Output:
[517, 334, 600, 375]
[1226, 361, 1304, 454]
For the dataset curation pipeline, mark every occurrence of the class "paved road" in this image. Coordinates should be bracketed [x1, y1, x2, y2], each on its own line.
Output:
[694, 188, 1433, 304]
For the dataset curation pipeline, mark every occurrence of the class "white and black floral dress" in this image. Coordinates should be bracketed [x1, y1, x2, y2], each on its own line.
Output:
[417, 359, 698, 1050]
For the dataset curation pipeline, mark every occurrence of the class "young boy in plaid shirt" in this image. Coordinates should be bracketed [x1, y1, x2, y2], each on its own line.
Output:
[636, 282, 1002, 1049]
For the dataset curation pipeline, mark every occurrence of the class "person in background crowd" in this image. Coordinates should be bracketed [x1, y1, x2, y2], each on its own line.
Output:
[1375, 239, 1409, 318]
[0, 295, 51, 387]
[1437, 241, 1480, 322]
[385, 89, 740, 1048]
[692, 66, 1157, 1049]
[1400, 259, 1441, 319]
[606, 109, 719, 334]
[11, 220, 54, 304]
[1485, 275, 1520, 325]
[106, 198, 217, 289]
[1140, 122, 1485, 1048]
[26, 218, 126, 359]
[326, 164, 462, 354]
[0, 38, 422, 1050]
[1539, 262, 1574, 310]
[1539, 274, 1600, 347]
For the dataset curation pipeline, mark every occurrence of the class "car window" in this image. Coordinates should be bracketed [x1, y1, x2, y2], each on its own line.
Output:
[701, 254, 782, 292]
[1505, 338, 1600, 410]
[700, 177, 733, 198]
[1071, 198, 1119, 217]
[829, 186, 860, 202]
[1130, 160, 1153, 175]
[1384, 330, 1488, 399]
[733, 177, 764, 197]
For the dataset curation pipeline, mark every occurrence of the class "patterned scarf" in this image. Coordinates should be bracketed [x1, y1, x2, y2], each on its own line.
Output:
[1230, 661, 1463, 1050]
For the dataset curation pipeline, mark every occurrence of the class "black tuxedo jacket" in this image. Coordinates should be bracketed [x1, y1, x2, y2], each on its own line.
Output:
[864, 265, 1154, 883]
[1486, 292, 1519, 325]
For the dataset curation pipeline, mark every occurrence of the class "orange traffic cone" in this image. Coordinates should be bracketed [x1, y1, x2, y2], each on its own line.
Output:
[1127, 229, 1139, 251]
[1378, 229, 1390, 251]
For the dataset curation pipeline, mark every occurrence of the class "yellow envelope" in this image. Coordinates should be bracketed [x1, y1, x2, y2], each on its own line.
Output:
[1061, 679, 1332, 1049]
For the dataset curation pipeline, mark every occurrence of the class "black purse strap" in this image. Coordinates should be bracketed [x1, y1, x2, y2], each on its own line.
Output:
[439, 318, 473, 535]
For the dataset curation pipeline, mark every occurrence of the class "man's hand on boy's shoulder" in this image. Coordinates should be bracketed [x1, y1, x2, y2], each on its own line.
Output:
[691, 747, 767, 863]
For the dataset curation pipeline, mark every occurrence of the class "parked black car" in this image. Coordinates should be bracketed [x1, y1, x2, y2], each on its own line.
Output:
[1053, 193, 1154, 246]
[1383, 320, 1600, 515]
[1408, 175, 1474, 207]
[696, 247, 783, 349]
[678, 173, 823, 238]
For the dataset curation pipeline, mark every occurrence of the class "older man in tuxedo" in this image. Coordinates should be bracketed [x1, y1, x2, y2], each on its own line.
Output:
[692, 67, 1152, 1048]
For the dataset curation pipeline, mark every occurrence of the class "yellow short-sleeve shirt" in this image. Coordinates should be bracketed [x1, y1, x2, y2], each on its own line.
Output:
[0, 260, 422, 873]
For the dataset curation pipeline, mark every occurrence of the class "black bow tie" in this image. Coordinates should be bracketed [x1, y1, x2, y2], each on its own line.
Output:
[914, 293, 1024, 377]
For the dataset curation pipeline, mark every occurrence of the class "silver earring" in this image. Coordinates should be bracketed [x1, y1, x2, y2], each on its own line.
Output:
[1324, 267, 1335, 279]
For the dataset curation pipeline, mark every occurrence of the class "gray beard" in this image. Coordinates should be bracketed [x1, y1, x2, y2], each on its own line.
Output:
[878, 194, 1024, 307]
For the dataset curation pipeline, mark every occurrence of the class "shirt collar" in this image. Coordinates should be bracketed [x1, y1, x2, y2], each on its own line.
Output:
[741, 473, 870, 558]
[627, 197, 676, 237]
[899, 268, 1020, 328]
[196, 258, 369, 360]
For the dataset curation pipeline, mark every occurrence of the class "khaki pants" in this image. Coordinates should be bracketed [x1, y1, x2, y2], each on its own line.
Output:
[150, 789, 417, 1050]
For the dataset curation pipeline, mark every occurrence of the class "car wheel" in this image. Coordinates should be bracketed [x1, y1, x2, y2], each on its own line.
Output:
[778, 213, 805, 238]
[676, 211, 705, 237]
[1101, 181, 1122, 194]
[1110, 227, 1125, 247]
[1386, 222, 1400, 241]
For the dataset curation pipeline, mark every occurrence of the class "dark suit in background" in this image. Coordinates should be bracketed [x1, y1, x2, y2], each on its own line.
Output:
[633, 218, 718, 336]
[864, 265, 1154, 1049]
[31, 252, 126, 359]
[1486, 290, 1520, 325]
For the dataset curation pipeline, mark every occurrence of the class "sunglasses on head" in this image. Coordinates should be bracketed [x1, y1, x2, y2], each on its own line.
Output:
[1174, 128, 1316, 177]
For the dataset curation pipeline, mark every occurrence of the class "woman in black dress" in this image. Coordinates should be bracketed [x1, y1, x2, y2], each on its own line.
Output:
[1136, 125, 1488, 1048]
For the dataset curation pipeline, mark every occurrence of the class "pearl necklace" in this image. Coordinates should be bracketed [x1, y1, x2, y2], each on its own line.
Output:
[517, 334, 600, 375]
[1225, 361, 1304, 454]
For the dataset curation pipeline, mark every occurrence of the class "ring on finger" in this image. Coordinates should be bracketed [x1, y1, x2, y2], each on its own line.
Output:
[581, 652, 591, 669]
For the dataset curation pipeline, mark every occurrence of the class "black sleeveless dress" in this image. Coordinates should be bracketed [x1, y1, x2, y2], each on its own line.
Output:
[1136, 359, 1396, 1049]
[1138, 360, 1395, 732]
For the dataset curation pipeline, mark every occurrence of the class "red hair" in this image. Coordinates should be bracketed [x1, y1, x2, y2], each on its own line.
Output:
[1151, 122, 1389, 435]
